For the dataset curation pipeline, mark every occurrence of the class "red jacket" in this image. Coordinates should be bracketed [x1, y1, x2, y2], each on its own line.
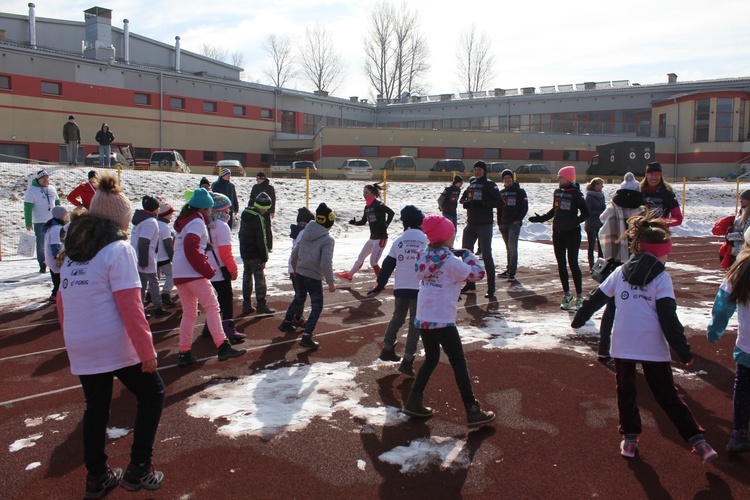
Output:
[67, 181, 97, 209]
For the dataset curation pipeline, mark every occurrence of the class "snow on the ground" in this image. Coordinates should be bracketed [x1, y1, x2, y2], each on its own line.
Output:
[2, 162, 745, 473]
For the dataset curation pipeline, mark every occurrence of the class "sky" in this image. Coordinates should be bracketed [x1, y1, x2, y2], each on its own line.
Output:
[6, 0, 750, 100]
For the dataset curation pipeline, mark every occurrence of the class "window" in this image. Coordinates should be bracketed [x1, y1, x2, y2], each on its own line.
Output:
[716, 97, 734, 142]
[203, 151, 216, 163]
[694, 99, 710, 142]
[170, 97, 185, 110]
[261, 109, 272, 119]
[0, 75, 10, 90]
[360, 146, 379, 157]
[223, 152, 246, 164]
[484, 148, 500, 160]
[281, 111, 296, 133]
[203, 101, 217, 113]
[526, 149, 543, 160]
[446, 148, 463, 159]
[134, 147, 151, 160]
[740, 101, 746, 142]
[562, 151, 578, 161]
[234, 105, 246, 117]
[134, 93, 150, 105]
[658, 113, 667, 138]
[41, 81, 61, 95]
[260, 154, 272, 166]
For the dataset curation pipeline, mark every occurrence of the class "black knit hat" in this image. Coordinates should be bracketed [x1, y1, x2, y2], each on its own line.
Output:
[316, 203, 335, 228]
[453, 175, 464, 185]
[199, 177, 211, 188]
[297, 206, 315, 224]
[645, 162, 662, 174]
[501, 168, 514, 180]
[142, 195, 160, 212]
[400, 205, 425, 229]
[473, 161, 487, 172]
[741, 190, 750, 202]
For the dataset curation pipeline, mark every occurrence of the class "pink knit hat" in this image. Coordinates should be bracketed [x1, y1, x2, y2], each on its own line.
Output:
[557, 166, 576, 183]
[422, 214, 455, 244]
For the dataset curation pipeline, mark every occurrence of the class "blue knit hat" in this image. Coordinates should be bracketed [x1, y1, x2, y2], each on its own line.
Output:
[187, 188, 214, 209]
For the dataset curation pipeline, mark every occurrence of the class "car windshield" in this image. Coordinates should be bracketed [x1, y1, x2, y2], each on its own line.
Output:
[348, 160, 370, 167]
[295, 162, 314, 169]
[394, 158, 412, 167]
[151, 152, 174, 161]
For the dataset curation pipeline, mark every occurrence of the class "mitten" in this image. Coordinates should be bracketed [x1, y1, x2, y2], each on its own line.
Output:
[349, 217, 357, 225]
[528, 213, 543, 223]
[366, 285, 384, 297]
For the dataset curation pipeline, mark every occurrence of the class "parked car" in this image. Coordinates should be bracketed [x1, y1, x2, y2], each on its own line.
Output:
[84, 144, 136, 167]
[339, 159, 373, 180]
[292, 160, 317, 171]
[149, 150, 190, 173]
[215, 159, 245, 177]
[430, 159, 466, 172]
[485, 161, 512, 173]
[515, 163, 551, 175]
[382, 155, 416, 172]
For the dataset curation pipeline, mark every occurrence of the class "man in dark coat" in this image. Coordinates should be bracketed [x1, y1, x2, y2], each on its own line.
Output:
[249, 171, 276, 251]
[212, 168, 240, 229]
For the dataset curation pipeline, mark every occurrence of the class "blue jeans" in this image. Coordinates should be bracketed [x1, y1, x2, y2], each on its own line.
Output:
[412, 326, 476, 404]
[383, 296, 420, 357]
[443, 212, 457, 229]
[79, 364, 165, 476]
[499, 222, 521, 275]
[98, 144, 111, 166]
[33, 222, 46, 267]
[66, 140, 78, 164]
[284, 273, 324, 336]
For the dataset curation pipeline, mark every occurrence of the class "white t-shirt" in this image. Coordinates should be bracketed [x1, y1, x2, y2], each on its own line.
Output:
[599, 266, 676, 362]
[130, 217, 159, 274]
[44, 223, 65, 273]
[720, 279, 750, 355]
[385, 228, 428, 291]
[173, 216, 213, 279]
[156, 219, 172, 262]
[207, 219, 231, 282]
[415, 255, 472, 327]
[60, 240, 144, 375]
[24, 183, 59, 224]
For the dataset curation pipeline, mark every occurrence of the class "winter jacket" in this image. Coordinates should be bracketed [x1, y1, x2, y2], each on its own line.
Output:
[707, 278, 750, 368]
[95, 126, 114, 146]
[351, 198, 395, 240]
[62, 121, 80, 143]
[172, 211, 215, 282]
[496, 182, 528, 226]
[66, 181, 97, 210]
[584, 189, 606, 233]
[598, 189, 646, 263]
[130, 209, 159, 273]
[459, 174, 502, 225]
[529, 184, 588, 232]
[249, 179, 276, 215]
[438, 184, 462, 215]
[239, 206, 268, 262]
[414, 246, 485, 329]
[24, 178, 60, 226]
[288, 221, 308, 274]
[572, 252, 691, 363]
[43, 217, 66, 273]
[212, 177, 240, 214]
[726, 210, 750, 257]
[375, 228, 428, 299]
[642, 185, 682, 226]
[290, 221, 335, 285]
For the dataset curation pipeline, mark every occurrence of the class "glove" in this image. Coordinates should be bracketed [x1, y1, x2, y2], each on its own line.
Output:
[367, 285, 384, 296]
[451, 248, 468, 258]
[528, 212, 543, 223]
[349, 217, 357, 225]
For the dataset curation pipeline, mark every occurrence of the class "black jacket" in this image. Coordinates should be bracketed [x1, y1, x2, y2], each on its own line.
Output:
[459, 174, 502, 225]
[351, 199, 395, 239]
[496, 182, 528, 225]
[438, 184, 462, 215]
[212, 177, 240, 213]
[95, 129, 114, 146]
[249, 180, 276, 215]
[530, 184, 589, 232]
[239, 207, 268, 262]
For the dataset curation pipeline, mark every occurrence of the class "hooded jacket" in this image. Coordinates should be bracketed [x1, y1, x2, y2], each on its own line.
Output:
[414, 246, 485, 329]
[239, 206, 268, 262]
[95, 124, 114, 145]
[572, 251, 691, 363]
[496, 181, 528, 225]
[290, 221, 335, 284]
[249, 179, 276, 215]
[459, 173, 502, 225]
[598, 189, 646, 263]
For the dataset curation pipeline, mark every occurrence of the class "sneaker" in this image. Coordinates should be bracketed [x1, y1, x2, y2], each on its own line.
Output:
[255, 302, 275, 315]
[120, 463, 164, 492]
[161, 293, 177, 307]
[460, 283, 476, 294]
[242, 301, 255, 314]
[293, 316, 307, 328]
[575, 297, 583, 310]
[506, 274, 516, 282]
[378, 347, 401, 362]
[497, 270, 509, 279]
[560, 294, 574, 310]
[177, 350, 197, 367]
[336, 271, 353, 281]
[84, 466, 122, 499]
[278, 320, 297, 334]
[691, 439, 718, 463]
[299, 335, 320, 350]
[726, 430, 750, 453]
[620, 435, 639, 458]
[217, 341, 246, 361]
[152, 307, 172, 319]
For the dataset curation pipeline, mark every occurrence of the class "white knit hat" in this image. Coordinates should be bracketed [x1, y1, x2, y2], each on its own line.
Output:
[620, 172, 640, 191]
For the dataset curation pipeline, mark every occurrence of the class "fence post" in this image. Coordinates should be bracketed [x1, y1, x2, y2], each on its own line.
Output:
[736, 177, 741, 213]
[682, 177, 686, 218]
[305, 167, 310, 208]
[382, 169, 388, 205]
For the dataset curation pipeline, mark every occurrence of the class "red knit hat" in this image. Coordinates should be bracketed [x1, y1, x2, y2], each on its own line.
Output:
[422, 214, 455, 244]
[557, 166, 576, 183]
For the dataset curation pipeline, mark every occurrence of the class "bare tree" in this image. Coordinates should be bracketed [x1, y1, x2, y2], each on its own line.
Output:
[363, 1, 430, 102]
[262, 34, 297, 88]
[200, 43, 228, 63]
[455, 24, 495, 94]
[230, 51, 244, 68]
[298, 22, 345, 93]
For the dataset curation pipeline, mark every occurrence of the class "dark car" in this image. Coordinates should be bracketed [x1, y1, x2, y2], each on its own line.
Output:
[430, 159, 466, 172]
[515, 163, 551, 175]
[486, 161, 511, 173]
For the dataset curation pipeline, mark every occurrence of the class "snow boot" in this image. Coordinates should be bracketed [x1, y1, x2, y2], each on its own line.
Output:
[398, 355, 415, 377]
[217, 340, 246, 361]
[242, 300, 255, 314]
[177, 350, 197, 367]
[278, 320, 297, 334]
[465, 400, 496, 429]
[161, 293, 177, 307]
[223, 319, 246, 344]
[460, 282, 476, 294]
[378, 346, 401, 362]
[403, 391, 433, 418]
[299, 334, 320, 350]
[255, 301, 275, 315]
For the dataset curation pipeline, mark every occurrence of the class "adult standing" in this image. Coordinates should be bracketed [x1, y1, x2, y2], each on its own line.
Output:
[57, 173, 165, 496]
[67, 170, 98, 210]
[496, 169, 528, 282]
[24, 169, 60, 273]
[94, 123, 115, 167]
[249, 171, 276, 251]
[458, 161, 502, 298]
[640, 162, 683, 227]
[584, 177, 606, 270]
[211, 168, 239, 230]
[62, 115, 81, 166]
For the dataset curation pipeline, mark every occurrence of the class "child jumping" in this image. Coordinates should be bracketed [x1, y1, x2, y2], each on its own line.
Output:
[337, 182, 394, 281]
[403, 214, 495, 429]
[572, 212, 717, 463]
[707, 226, 750, 453]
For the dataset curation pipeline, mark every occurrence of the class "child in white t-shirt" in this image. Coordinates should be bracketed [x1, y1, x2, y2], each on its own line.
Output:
[573, 213, 717, 463]
[43, 206, 69, 301]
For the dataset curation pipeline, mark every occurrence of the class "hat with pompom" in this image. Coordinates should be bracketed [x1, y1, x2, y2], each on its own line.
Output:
[422, 214, 455, 244]
[187, 188, 214, 209]
[89, 173, 133, 230]
[620, 172, 640, 191]
[211, 192, 231, 213]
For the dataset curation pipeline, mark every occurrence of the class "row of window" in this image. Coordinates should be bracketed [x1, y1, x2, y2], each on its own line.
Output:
[693, 98, 747, 142]
[352, 146, 576, 162]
